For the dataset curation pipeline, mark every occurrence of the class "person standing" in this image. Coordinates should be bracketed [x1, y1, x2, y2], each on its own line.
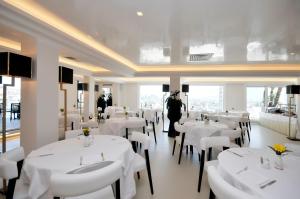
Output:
[97, 94, 107, 113]
[107, 93, 112, 107]
[166, 90, 182, 137]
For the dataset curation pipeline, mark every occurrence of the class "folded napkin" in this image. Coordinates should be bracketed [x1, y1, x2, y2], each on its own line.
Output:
[229, 148, 251, 157]
[82, 154, 102, 165]
[238, 169, 275, 188]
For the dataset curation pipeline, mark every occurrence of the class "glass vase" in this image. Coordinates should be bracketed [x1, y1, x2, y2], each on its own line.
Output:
[274, 154, 284, 170]
[83, 136, 90, 147]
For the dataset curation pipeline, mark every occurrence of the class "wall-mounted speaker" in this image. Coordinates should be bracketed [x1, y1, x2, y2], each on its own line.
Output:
[0, 52, 32, 78]
[162, 84, 169, 92]
[182, 84, 189, 93]
[0, 76, 2, 84]
[286, 85, 300, 94]
[59, 66, 73, 84]
[95, 85, 99, 92]
[78, 83, 88, 91]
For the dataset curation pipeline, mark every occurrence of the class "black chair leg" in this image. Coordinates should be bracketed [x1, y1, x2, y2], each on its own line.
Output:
[198, 150, 205, 192]
[6, 178, 17, 199]
[208, 147, 212, 161]
[145, 150, 154, 194]
[186, 145, 189, 155]
[238, 137, 242, 147]
[115, 179, 120, 199]
[172, 139, 176, 156]
[190, 145, 193, 155]
[178, 133, 185, 165]
[247, 128, 250, 142]
[152, 122, 157, 144]
[137, 172, 140, 179]
[209, 189, 215, 199]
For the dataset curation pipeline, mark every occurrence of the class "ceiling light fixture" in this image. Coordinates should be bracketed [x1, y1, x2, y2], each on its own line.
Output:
[137, 11, 143, 16]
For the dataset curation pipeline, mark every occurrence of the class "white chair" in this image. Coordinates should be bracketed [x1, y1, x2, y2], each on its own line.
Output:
[207, 166, 257, 199]
[0, 147, 29, 199]
[198, 136, 230, 192]
[144, 110, 157, 144]
[220, 129, 242, 147]
[80, 120, 99, 129]
[130, 132, 154, 195]
[50, 160, 122, 199]
[173, 122, 192, 164]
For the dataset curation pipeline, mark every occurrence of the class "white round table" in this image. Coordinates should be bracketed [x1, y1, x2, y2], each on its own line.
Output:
[218, 147, 300, 199]
[104, 117, 146, 137]
[183, 121, 229, 149]
[20, 135, 136, 199]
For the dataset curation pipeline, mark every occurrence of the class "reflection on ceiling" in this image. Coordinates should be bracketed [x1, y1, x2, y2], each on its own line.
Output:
[2, 0, 300, 73]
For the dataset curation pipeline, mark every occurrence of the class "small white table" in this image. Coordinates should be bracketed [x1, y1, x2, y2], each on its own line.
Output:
[218, 147, 300, 199]
[104, 117, 146, 137]
[183, 121, 229, 149]
[20, 135, 136, 199]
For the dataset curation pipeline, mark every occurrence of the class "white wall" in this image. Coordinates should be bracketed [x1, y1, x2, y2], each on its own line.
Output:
[119, 83, 139, 110]
[223, 84, 247, 111]
[58, 76, 82, 112]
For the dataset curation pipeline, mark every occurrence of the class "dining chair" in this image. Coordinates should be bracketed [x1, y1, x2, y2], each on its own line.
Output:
[130, 132, 154, 195]
[144, 110, 157, 144]
[220, 129, 242, 147]
[173, 122, 192, 165]
[207, 166, 257, 199]
[239, 117, 250, 143]
[0, 147, 29, 199]
[198, 136, 230, 192]
[50, 160, 122, 199]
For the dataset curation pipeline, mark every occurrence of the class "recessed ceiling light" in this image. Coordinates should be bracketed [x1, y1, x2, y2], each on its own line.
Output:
[290, 52, 296, 55]
[137, 11, 143, 16]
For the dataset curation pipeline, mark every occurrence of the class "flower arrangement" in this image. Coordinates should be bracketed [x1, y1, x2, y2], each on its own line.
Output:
[82, 128, 90, 137]
[269, 144, 290, 155]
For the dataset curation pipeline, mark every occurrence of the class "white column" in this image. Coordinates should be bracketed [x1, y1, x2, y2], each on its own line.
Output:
[112, 83, 121, 106]
[21, 38, 59, 154]
[88, 77, 95, 116]
[170, 75, 180, 93]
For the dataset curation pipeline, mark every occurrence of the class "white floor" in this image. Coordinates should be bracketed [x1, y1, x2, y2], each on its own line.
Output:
[1, 121, 299, 199]
[133, 122, 300, 199]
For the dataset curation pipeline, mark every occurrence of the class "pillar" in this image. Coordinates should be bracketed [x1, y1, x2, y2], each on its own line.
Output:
[21, 38, 59, 154]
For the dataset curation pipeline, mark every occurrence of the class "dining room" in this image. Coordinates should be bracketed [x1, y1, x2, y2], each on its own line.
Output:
[1, 0, 300, 199]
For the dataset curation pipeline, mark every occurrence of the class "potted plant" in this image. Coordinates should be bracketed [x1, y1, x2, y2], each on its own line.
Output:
[82, 128, 91, 147]
[269, 144, 290, 170]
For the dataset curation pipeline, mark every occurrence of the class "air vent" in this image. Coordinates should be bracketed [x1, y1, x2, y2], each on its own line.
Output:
[64, 56, 77, 61]
[188, 53, 213, 62]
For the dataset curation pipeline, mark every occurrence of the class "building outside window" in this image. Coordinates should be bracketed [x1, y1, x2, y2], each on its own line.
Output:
[189, 85, 223, 112]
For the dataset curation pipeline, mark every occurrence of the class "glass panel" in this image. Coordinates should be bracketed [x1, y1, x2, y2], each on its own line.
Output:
[139, 85, 165, 109]
[189, 86, 223, 112]
[247, 87, 265, 120]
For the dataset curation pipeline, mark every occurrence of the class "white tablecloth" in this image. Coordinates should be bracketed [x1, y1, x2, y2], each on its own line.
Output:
[218, 148, 300, 199]
[103, 117, 146, 136]
[20, 135, 136, 199]
[183, 121, 229, 150]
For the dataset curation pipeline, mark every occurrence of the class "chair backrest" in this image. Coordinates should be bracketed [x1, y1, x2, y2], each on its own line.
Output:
[144, 110, 155, 123]
[200, 136, 230, 151]
[50, 160, 122, 197]
[207, 166, 257, 199]
[65, 129, 83, 139]
[0, 159, 18, 180]
[131, 131, 151, 150]
[174, 122, 186, 134]
[220, 129, 241, 140]
[1, 147, 25, 163]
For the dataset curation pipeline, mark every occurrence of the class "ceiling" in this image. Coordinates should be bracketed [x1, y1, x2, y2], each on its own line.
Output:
[34, 0, 300, 66]
[1, 0, 300, 76]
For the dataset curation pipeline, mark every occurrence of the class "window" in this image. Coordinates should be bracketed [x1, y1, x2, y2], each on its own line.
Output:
[139, 85, 164, 109]
[189, 85, 223, 112]
[247, 87, 265, 120]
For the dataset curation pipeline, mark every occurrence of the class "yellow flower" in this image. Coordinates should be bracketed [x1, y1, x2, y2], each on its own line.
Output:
[273, 144, 286, 153]
[83, 128, 90, 136]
